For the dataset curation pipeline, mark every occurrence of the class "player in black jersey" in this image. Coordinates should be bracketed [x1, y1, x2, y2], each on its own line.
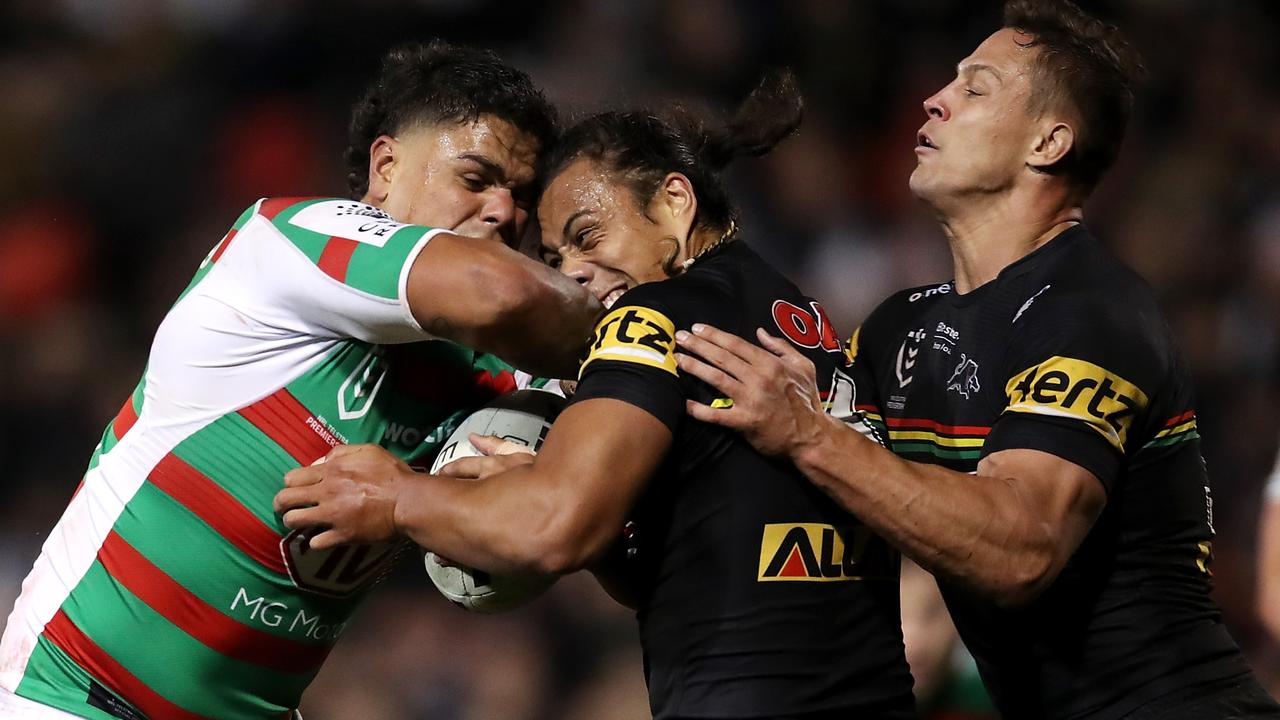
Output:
[675, 1, 1280, 719]
[274, 74, 916, 719]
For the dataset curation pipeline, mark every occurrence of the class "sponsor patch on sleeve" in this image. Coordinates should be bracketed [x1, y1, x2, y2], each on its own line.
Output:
[580, 305, 679, 378]
[288, 200, 410, 248]
[1003, 355, 1148, 451]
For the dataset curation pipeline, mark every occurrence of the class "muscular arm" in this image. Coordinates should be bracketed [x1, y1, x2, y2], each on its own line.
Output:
[794, 417, 1105, 606]
[676, 324, 1105, 607]
[276, 398, 670, 577]
[407, 233, 602, 378]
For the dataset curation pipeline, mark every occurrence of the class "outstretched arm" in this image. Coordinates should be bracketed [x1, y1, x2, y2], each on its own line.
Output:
[407, 233, 602, 378]
[273, 398, 671, 576]
[675, 324, 1105, 607]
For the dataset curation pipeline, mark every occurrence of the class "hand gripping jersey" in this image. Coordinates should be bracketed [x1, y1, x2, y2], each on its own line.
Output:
[0, 198, 543, 720]
[572, 241, 915, 720]
[852, 226, 1253, 719]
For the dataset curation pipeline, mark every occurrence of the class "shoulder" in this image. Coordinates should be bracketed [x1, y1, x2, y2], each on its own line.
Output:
[611, 272, 727, 329]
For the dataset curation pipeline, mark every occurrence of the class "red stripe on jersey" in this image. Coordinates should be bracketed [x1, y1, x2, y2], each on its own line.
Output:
[258, 197, 313, 221]
[316, 237, 359, 283]
[98, 531, 330, 674]
[112, 397, 139, 440]
[239, 389, 338, 466]
[1165, 410, 1195, 427]
[209, 228, 238, 264]
[42, 609, 210, 720]
[148, 454, 288, 575]
[884, 417, 990, 436]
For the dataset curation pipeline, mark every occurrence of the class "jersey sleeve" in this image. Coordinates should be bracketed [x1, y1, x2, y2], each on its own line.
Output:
[982, 293, 1163, 491]
[249, 197, 447, 344]
[570, 287, 685, 433]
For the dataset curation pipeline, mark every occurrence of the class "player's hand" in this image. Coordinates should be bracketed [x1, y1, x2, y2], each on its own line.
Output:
[675, 324, 836, 458]
[436, 433, 536, 480]
[273, 444, 413, 550]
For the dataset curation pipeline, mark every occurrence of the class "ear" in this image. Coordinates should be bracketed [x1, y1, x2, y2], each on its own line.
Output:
[1027, 121, 1075, 171]
[365, 135, 398, 203]
[652, 172, 698, 239]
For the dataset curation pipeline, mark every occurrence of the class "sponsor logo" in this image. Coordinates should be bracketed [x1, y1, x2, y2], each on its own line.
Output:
[338, 346, 388, 421]
[1004, 356, 1148, 450]
[895, 328, 926, 388]
[933, 321, 959, 355]
[230, 586, 347, 641]
[281, 530, 400, 598]
[908, 283, 951, 303]
[771, 300, 842, 353]
[946, 353, 981, 399]
[581, 305, 678, 377]
[1013, 284, 1052, 324]
[290, 201, 408, 248]
[757, 523, 873, 582]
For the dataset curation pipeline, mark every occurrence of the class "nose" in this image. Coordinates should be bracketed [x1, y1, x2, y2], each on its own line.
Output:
[559, 256, 594, 286]
[923, 88, 948, 120]
[482, 189, 519, 245]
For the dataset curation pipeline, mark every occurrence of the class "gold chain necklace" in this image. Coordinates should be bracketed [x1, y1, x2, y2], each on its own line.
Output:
[679, 220, 738, 272]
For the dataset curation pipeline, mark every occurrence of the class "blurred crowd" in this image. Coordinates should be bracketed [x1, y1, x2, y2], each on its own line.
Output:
[1, 0, 1277, 718]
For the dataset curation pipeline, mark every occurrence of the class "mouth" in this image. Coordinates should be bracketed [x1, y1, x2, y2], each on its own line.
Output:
[601, 285, 628, 309]
[916, 130, 938, 151]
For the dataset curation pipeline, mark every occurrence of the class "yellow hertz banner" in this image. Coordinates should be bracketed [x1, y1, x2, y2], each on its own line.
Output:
[1004, 356, 1149, 451]
[757, 523, 871, 582]
[581, 305, 679, 378]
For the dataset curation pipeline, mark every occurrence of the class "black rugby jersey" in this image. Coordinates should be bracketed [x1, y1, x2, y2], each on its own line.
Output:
[573, 241, 915, 720]
[852, 225, 1251, 719]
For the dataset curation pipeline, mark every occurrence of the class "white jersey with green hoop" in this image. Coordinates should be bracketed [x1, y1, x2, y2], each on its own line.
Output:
[0, 197, 548, 719]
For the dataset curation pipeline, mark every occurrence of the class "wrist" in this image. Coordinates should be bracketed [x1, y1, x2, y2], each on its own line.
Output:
[390, 469, 416, 538]
[790, 412, 841, 470]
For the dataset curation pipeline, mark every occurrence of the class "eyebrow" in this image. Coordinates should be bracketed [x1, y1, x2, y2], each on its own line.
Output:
[561, 209, 594, 240]
[456, 153, 506, 180]
[958, 63, 1004, 85]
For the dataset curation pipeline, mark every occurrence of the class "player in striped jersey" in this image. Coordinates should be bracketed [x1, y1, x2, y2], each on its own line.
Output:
[0, 41, 597, 720]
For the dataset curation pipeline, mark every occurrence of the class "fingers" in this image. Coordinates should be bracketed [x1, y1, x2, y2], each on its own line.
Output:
[674, 328, 757, 382]
[305, 530, 343, 551]
[757, 328, 817, 374]
[274, 486, 319, 514]
[675, 351, 745, 397]
[438, 453, 533, 480]
[280, 504, 327, 531]
[470, 434, 535, 457]
[284, 465, 324, 488]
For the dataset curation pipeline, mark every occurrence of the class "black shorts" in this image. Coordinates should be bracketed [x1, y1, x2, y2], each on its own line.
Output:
[1122, 674, 1280, 720]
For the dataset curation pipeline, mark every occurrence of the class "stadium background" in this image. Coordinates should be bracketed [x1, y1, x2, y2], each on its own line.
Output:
[1, 0, 1276, 717]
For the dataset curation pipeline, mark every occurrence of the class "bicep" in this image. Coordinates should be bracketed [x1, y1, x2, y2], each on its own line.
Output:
[531, 398, 673, 552]
[978, 448, 1107, 558]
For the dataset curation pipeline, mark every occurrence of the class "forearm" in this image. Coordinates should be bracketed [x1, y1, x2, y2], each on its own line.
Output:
[794, 418, 1061, 605]
[488, 265, 601, 378]
[392, 464, 602, 576]
[1258, 499, 1280, 639]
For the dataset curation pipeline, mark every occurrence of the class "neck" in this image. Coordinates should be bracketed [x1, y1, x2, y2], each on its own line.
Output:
[932, 184, 1083, 293]
[679, 224, 734, 271]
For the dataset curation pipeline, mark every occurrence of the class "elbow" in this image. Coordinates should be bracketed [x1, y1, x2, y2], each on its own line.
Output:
[522, 515, 612, 577]
[986, 551, 1058, 609]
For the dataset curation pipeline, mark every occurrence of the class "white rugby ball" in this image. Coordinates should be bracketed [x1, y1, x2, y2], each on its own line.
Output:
[424, 389, 567, 613]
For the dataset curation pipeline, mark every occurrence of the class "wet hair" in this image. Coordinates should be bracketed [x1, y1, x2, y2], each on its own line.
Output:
[1003, 0, 1145, 194]
[344, 40, 559, 199]
[545, 70, 804, 251]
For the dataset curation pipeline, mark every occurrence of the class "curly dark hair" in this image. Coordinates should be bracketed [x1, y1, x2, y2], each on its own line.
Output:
[1003, 0, 1146, 194]
[344, 40, 559, 199]
[545, 70, 804, 243]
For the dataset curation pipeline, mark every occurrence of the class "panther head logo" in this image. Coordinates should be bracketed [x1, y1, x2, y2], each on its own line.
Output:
[946, 354, 981, 399]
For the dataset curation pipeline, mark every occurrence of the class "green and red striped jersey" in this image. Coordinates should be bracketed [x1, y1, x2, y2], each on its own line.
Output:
[0, 198, 548, 719]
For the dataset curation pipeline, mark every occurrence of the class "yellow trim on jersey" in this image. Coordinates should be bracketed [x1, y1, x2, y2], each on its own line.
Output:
[1004, 356, 1148, 451]
[845, 326, 861, 364]
[581, 305, 678, 378]
[1153, 420, 1197, 438]
[887, 430, 985, 448]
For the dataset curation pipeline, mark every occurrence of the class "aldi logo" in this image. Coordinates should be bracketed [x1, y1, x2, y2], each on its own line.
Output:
[757, 523, 873, 582]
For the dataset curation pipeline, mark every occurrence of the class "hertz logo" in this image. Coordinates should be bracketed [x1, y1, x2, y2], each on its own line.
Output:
[757, 523, 872, 582]
[581, 305, 678, 378]
[1004, 356, 1148, 451]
